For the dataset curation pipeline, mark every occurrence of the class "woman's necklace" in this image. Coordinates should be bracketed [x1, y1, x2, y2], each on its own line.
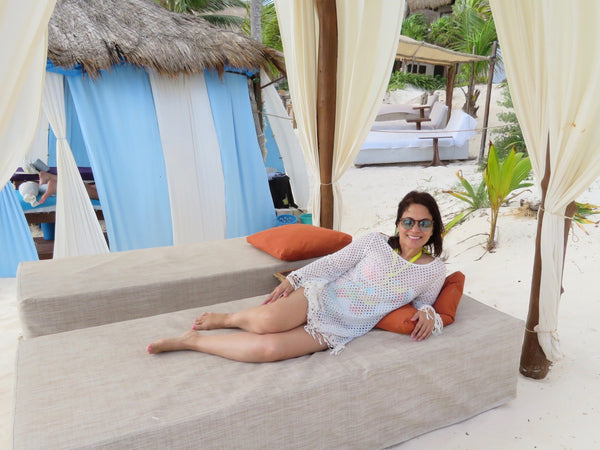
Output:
[394, 248, 423, 263]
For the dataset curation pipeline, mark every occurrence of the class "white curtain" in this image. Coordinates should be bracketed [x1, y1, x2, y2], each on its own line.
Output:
[25, 115, 50, 165]
[274, 1, 320, 220]
[275, 0, 404, 228]
[0, 0, 56, 188]
[261, 70, 310, 209]
[491, 0, 600, 361]
[42, 72, 109, 257]
[149, 71, 227, 244]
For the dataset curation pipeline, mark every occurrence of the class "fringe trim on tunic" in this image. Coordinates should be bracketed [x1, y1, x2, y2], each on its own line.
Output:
[418, 304, 444, 336]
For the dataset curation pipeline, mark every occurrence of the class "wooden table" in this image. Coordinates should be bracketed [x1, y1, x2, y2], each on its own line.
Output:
[418, 135, 453, 166]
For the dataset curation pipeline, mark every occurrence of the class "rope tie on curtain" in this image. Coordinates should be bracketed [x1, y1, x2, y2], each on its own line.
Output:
[537, 206, 575, 220]
[525, 326, 558, 334]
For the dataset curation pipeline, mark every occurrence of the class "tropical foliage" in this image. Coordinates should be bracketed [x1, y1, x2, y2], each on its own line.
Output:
[444, 143, 533, 250]
[241, 2, 282, 51]
[400, 0, 497, 116]
[401, 13, 429, 41]
[492, 83, 526, 156]
[572, 202, 600, 234]
[483, 144, 533, 250]
[401, 0, 497, 83]
[387, 72, 447, 92]
[443, 170, 489, 233]
[154, 0, 245, 28]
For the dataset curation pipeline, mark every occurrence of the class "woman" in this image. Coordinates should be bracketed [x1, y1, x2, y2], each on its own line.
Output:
[147, 191, 446, 362]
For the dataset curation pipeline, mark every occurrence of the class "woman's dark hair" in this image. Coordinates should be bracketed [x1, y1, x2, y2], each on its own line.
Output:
[388, 191, 444, 257]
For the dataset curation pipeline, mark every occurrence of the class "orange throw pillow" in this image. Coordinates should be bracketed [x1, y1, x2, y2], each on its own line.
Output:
[375, 271, 465, 334]
[246, 224, 352, 261]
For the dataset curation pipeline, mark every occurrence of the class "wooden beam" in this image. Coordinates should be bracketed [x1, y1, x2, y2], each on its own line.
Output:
[478, 41, 498, 163]
[316, 0, 337, 229]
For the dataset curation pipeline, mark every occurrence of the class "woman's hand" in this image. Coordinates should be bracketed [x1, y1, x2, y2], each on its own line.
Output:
[410, 309, 434, 341]
[263, 279, 294, 305]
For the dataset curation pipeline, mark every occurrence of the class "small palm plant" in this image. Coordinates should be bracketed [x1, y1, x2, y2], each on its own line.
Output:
[572, 202, 600, 233]
[443, 170, 489, 234]
[484, 144, 533, 250]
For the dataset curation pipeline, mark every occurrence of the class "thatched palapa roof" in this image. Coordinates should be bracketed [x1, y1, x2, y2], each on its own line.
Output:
[47, 0, 285, 77]
[406, 0, 453, 12]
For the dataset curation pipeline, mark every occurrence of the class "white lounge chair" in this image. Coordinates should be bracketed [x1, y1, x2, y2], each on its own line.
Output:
[375, 93, 439, 121]
[371, 101, 448, 131]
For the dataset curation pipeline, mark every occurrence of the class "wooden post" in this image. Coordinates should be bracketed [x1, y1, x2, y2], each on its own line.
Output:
[316, 0, 337, 229]
[445, 64, 458, 121]
[478, 41, 498, 163]
[520, 144, 577, 379]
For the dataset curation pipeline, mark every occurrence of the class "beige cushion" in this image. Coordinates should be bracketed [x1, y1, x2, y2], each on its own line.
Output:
[17, 237, 318, 338]
[13, 294, 523, 449]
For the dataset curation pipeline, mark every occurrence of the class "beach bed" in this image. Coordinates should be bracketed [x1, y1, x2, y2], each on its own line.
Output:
[356, 110, 477, 166]
[12, 237, 522, 449]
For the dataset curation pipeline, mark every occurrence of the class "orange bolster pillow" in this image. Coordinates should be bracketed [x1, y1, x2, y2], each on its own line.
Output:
[375, 271, 465, 334]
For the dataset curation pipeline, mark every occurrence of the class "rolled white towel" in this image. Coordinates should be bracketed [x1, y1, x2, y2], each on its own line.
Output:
[18, 181, 40, 207]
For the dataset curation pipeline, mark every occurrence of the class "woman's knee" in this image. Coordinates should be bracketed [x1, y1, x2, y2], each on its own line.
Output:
[250, 308, 281, 334]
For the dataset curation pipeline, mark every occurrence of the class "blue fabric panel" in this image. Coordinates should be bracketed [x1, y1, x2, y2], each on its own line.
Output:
[66, 65, 173, 251]
[205, 70, 275, 237]
[0, 184, 38, 277]
[48, 77, 90, 167]
[263, 118, 285, 173]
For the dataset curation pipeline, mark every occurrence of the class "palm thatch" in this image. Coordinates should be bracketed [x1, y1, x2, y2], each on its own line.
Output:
[47, 0, 285, 77]
[406, 0, 453, 12]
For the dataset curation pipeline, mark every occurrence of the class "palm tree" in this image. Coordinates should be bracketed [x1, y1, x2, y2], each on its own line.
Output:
[426, 0, 497, 116]
[240, 1, 281, 51]
[154, 0, 246, 28]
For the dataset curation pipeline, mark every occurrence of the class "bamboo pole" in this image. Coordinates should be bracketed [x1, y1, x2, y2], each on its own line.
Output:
[520, 144, 577, 379]
[315, 0, 337, 229]
[478, 41, 498, 163]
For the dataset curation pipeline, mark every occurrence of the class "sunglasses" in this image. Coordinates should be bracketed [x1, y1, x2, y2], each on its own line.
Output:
[399, 217, 434, 231]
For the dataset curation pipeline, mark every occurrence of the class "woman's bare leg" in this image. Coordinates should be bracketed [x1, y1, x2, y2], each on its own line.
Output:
[147, 326, 328, 362]
[193, 288, 309, 334]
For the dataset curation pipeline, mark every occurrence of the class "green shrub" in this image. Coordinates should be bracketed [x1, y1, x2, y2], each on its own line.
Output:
[492, 83, 526, 156]
[387, 71, 447, 92]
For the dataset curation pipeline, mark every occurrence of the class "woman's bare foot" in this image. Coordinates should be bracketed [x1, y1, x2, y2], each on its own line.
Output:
[193, 312, 231, 330]
[147, 330, 199, 354]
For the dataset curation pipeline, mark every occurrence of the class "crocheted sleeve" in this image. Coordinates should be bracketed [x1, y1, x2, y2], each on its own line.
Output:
[412, 262, 446, 335]
[286, 233, 374, 289]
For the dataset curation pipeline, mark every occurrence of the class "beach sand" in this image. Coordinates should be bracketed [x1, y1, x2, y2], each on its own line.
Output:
[1, 84, 599, 448]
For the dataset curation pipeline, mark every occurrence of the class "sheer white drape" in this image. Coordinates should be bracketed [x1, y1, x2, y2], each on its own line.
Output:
[491, 0, 600, 361]
[331, 1, 404, 229]
[274, 0, 404, 228]
[149, 71, 227, 243]
[42, 72, 109, 257]
[261, 70, 310, 209]
[274, 0, 320, 221]
[0, 0, 56, 188]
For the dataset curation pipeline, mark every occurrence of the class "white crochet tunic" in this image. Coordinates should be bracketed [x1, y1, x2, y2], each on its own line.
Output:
[287, 232, 446, 354]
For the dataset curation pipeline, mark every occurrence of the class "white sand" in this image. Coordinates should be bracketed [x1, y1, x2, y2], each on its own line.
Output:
[2, 84, 599, 448]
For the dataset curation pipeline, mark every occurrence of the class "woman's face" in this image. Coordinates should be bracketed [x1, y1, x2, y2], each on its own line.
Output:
[397, 203, 434, 253]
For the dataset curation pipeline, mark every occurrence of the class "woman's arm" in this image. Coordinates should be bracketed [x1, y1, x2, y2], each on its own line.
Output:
[411, 263, 446, 339]
[286, 233, 375, 290]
